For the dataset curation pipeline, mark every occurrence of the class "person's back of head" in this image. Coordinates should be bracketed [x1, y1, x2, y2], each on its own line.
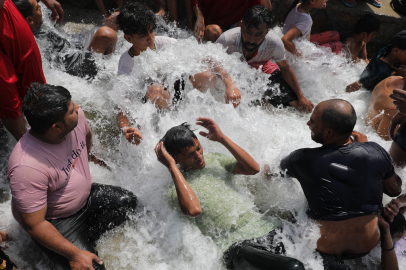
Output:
[320, 99, 357, 140]
[161, 123, 197, 158]
[242, 5, 273, 30]
[23, 83, 71, 135]
[391, 30, 406, 51]
[354, 14, 380, 35]
[12, 0, 32, 18]
[117, 2, 157, 36]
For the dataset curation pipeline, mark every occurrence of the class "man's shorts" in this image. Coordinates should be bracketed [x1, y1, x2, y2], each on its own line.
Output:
[0, 249, 16, 270]
[62, 51, 98, 79]
[262, 70, 298, 107]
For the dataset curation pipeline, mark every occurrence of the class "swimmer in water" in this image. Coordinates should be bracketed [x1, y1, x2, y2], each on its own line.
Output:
[155, 118, 305, 270]
[280, 99, 402, 269]
[115, 2, 241, 145]
[366, 76, 405, 141]
[216, 5, 314, 113]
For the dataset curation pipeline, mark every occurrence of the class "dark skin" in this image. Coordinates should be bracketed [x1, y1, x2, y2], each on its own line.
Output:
[302, 100, 401, 256]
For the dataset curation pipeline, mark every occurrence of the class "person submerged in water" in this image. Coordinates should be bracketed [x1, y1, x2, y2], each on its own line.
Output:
[155, 118, 305, 270]
[115, 2, 241, 145]
[280, 99, 402, 269]
[366, 76, 405, 141]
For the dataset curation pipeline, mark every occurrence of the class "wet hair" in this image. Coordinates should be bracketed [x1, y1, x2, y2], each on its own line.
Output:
[160, 123, 197, 158]
[382, 211, 406, 238]
[381, 30, 406, 57]
[12, 0, 33, 18]
[354, 14, 380, 34]
[23, 83, 72, 135]
[320, 99, 357, 138]
[117, 2, 157, 36]
[242, 5, 273, 30]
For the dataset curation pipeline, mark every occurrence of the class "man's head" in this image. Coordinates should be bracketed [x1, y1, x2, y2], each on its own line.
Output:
[354, 14, 380, 43]
[307, 99, 356, 144]
[117, 2, 157, 53]
[161, 123, 205, 170]
[241, 5, 272, 53]
[23, 83, 78, 137]
[12, 0, 43, 31]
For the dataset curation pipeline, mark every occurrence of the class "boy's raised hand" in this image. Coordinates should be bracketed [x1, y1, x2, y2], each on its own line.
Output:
[155, 141, 176, 168]
[196, 117, 224, 142]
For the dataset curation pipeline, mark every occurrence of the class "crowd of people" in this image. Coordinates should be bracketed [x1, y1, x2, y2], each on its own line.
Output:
[1, 0, 406, 269]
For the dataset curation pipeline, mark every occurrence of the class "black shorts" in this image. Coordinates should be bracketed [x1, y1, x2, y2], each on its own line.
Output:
[142, 77, 186, 104]
[394, 129, 406, 153]
[0, 249, 16, 270]
[36, 183, 138, 270]
[262, 70, 298, 107]
[62, 51, 98, 79]
[223, 230, 304, 270]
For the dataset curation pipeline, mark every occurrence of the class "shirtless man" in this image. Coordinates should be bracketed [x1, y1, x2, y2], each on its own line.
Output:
[216, 5, 314, 113]
[366, 76, 404, 140]
[280, 99, 402, 269]
[342, 14, 380, 63]
[388, 89, 406, 167]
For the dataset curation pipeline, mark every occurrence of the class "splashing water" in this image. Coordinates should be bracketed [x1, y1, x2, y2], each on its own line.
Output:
[1, 5, 406, 270]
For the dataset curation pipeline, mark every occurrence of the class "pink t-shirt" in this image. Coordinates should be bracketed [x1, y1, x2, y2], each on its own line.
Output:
[8, 108, 93, 224]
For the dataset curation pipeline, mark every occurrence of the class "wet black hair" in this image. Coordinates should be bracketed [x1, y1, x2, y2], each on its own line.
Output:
[12, 0, 33, 18]
[381, 30, 406, 57]
[382, 211, 406, 238]
[321, 99, 357, 138]
[354, 14, 380, 35]
[242, 5, 273, 30]
[23, 83, 72, 135]
[117, 2, 157, 36]
[160, 123, 198, 158]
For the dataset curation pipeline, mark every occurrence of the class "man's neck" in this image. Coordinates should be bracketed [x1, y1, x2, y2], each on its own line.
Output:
[242, 49, 257, 61]
[29, 129, 66, 144]
[297, 2, 313, 13]
[322, 137, 353, 146]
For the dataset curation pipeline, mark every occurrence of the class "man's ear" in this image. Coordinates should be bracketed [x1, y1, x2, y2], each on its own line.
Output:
[25, 16, 34, 29]
[123, 34, 133, 44]
[51, 121, 64, 133]
[324, 128, 335, 139]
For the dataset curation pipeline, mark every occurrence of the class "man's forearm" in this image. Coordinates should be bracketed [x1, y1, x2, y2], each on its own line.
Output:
[192, 6, 203, 22]
[219, 136, 259, 174]
[169, 164, 201, 217]
[381, 231, 399, 270]
[279, 64, 304, 99]
[25, 220, 81, 261]
[117, 111, 131, 130]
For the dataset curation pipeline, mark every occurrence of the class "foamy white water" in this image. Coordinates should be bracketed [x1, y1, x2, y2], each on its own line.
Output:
[1, 6, 405, 270]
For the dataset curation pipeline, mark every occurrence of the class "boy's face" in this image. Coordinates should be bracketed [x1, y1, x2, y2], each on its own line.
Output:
[124, 29, 155, 54]
[27, 0, 43, 32]
[363, 31, 377, 43]
[175, 138, 205, 171]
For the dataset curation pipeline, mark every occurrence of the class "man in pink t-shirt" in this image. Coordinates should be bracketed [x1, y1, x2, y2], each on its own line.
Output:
[8, 83, 137, 270]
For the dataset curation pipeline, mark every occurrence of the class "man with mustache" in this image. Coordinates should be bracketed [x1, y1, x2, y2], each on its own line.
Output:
[216, 5, 314, 113]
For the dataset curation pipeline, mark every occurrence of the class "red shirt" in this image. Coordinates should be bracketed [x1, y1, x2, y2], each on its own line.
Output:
[191, 0, 260, 27]
[0, 0, 46, 119]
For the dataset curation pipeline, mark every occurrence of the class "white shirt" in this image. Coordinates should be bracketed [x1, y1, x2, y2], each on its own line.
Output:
[117, 36, 177, 76]
[282, 6, 313, 41]
[216, 27, 286, 69]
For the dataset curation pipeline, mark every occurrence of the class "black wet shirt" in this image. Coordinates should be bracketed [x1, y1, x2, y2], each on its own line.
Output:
[280, 142, 395, 221]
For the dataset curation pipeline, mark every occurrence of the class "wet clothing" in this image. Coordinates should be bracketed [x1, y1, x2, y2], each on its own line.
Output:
[282, 5, 312, 40]
[168, 153, 304, 269]
[0, 249, 16, 270]
[280, 142, 395, 221]
[34, 24, 98, 79]
[0, 0, 46, 119]
[37, 183, 138, 270]
[359, 47, 398, 91]
[366, 76, 398, 132]
[190, 0, 260, 27]
[263, 69, 298, 107]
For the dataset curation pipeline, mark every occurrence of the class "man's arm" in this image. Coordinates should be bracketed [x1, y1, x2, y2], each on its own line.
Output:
[390, 89, 406, 115]
[383, 173, 402, 197]
[117, 111, 143, 145]
[196, 118, 259, 175]
[383, 194, 406, 222]
[211, 63, 241, 108]
[155, 142, 202, 217]
[276, 59, 314, 113]
[19, 207, 102, 270]
[260, 0, 272, 10]
[191, 2, 204, 41]
[346, 80, 363, 93]
[40, 0, 63, 23]
[378, 215, 399, 270]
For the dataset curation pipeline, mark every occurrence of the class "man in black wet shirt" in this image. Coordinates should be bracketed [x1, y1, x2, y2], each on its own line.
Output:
[280, 99, 402, 269]
[13, 0, 118, 79]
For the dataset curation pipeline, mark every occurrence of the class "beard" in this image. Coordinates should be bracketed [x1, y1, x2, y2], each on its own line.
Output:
[241, 36, 263, 53]
[311, 132, 324, 144]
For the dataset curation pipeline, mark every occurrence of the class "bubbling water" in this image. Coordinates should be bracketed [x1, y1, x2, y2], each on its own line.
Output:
[1, 8, 406, 270]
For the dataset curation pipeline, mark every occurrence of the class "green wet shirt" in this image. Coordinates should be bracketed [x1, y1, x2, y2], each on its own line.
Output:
[168, 153, 279, 251]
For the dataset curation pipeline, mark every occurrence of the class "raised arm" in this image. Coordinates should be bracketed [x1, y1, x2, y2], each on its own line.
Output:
[40, 0, 64, 23]
[196, 117, 259, 175]
[277, 59, 314, 113]
[155, 142, 202, 217]
[19, 207, 102, 270]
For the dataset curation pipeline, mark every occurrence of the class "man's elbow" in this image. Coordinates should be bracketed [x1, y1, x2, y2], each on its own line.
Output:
[184, 207, 202, 217]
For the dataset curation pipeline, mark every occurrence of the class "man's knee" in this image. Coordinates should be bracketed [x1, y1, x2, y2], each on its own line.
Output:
[205, 25, 222, 43]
